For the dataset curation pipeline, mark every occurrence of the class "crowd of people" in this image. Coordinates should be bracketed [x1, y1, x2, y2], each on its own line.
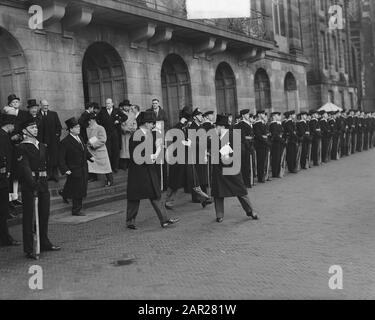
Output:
[0, 91, 374, 260]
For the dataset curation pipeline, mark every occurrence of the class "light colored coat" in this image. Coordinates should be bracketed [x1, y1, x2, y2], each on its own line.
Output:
[120, 112, 138, 159]
[86, 123, 112, 174]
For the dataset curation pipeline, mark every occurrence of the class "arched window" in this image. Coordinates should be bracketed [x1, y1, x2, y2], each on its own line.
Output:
[254, 68, 271, 112]
[82, 42, 127, 107]
[161, 54, 192, 127]
[215, 62, 238, 115]
[0, 27, 28, 106]
[284, 72, 298, 111]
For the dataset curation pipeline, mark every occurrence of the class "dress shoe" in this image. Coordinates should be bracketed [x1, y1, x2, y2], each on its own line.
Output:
[216, 218, 223, 223]
[12, 200, 22, 206]
[58, 190, 69, 204]
[41, 245, 61, 252]
[247, 211, 259, 220]
[72, 212, 86, 216]
[25, 253, 39, 260]
[127, 224, 137, 230]
[161, 217, 180, 228]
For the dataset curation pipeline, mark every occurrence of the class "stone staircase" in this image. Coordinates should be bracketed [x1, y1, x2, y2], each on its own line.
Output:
[8, 170, 127, 226]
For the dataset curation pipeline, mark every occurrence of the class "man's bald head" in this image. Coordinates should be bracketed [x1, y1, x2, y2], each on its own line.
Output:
[40, 99, 49, 112]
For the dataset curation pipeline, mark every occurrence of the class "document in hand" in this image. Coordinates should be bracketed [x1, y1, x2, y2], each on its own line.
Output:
[220, 143, 233, 156]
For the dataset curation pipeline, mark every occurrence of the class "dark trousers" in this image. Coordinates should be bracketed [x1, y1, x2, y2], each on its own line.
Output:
[311, 138, 321, 165]
[322, 137, 330, 162]
[255, 145, 267, 182]
[21, 187, 52, 253]
[0, 187, 12, 245]
[72, 198, 83, 215]
[271, 142, 282, 177]
[126, 199, 169, 226]
[286, 142, 298, 172]
[214, 195, 253, 219]
[106, 132, 120, 171]
[241, 148, 252, 187]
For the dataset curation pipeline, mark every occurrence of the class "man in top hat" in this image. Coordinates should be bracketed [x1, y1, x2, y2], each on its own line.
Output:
[188, 108, 211, 203]
[0, 114, 21, 247]
[283, 110, 299, 173]
[16, 117, 61, 259]
[269, 111, 285, 177]
[97, 98, 124, 173]
[253, 110, 270, 183]
[59, 117, 93, 216]
[211, 114, 258, 223]
[309, 110, 322, 166]
[126, 111, 180, 229]
[234, 109, 255, 187]
[296, 112, 311, 169]
[39, 99, 62, 182]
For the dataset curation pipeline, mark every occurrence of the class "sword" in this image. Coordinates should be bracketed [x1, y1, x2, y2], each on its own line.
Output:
[307, 141, 312, 168]
[33, 190, 40, 260]
[250, 153, 254, 186]
[279, 146, 286, 178]
[265, 147, 271, 181]
[296, 142, 302, 171]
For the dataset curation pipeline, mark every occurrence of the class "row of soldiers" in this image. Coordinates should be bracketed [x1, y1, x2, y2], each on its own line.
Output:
[232, 108, 375, 188]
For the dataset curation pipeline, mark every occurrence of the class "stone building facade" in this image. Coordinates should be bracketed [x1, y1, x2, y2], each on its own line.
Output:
[300, 0, 361, 111]
[0, 0, 308, 128]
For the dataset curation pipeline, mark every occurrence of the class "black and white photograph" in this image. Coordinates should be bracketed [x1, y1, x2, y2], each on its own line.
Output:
[0, 0, 375, 305]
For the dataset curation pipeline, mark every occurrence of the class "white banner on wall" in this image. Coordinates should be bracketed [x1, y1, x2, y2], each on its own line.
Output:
[186, 0, 251, 19]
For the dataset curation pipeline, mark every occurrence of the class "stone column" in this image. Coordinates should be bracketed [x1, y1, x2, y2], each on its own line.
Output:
[288, 0, 303, 54]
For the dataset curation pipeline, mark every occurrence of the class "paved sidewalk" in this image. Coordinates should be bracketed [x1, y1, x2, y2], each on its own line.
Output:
[1, 150, 375, 299]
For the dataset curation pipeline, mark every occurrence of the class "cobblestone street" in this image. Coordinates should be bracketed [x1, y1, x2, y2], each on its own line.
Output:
[1, 150, 375, 300]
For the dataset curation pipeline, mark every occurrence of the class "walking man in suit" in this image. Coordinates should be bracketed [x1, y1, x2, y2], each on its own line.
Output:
[59, 118, 93, 216]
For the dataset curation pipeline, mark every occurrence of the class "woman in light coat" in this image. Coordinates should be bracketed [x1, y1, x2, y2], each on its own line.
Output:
[86, 113, 114, 187]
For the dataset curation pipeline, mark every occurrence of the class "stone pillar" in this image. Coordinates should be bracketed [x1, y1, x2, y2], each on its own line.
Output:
[288, 0, 303, 54]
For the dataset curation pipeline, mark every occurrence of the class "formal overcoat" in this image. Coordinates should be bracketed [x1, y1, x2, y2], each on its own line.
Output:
[127, 129, 161, 201]
[212, 129, 248, 198]
[38, 110, 62, 167]
[59, 134, 91, 199]
[86, 124, 112, 174]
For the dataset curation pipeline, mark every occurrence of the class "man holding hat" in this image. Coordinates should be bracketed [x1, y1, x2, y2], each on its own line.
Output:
[0, 114, 20, 247]
[126, 111, 180, 229]
[59, 117, 93, 216]
[211, 114, 258, 223]
[234, 109, 255, 188]
[253, 110, 270, 183]
[16, 117, 61, 259]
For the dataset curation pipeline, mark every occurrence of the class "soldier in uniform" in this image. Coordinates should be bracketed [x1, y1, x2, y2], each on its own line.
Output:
[330, 111, 341, 160]
[126, 111, 180, 229]
[16, 117, 61, 259]
[309, 110, 322, 166]
[347, 109, 355, 154]
[296, 112, 311, 169]
[339, 110, 348, 156]
[253, 110, 270, 183]
[234, 109, 255, 188]
[319, 110, 331, 163]
[283, 110, 298, 173]
[59, 118, 93, 216]
[0, 114, 20, 247]
[201, 111, 215, 131]
[211, 114, 258, 223]
[269, 111, 285, 178]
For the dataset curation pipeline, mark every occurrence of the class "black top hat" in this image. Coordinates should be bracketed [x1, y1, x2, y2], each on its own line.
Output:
[0, 114, 17, 126]
[27, 99, 39, 109]
[21, 117, 38, 130]
[138, 111, 156, 125]
[192, 108, 202, 118]
[65, 117, 79, 130]
[215, 114, 229, 127]
[7, 94, 20, 105]
[240, 109, 250, 116]
[180, 106, 192, 120]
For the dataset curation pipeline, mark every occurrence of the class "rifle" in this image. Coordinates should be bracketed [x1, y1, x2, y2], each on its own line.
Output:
[32, 190, 40, 260]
